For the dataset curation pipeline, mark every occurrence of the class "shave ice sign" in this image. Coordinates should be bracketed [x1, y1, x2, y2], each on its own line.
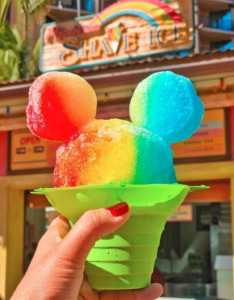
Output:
[40, 0, 194, 72]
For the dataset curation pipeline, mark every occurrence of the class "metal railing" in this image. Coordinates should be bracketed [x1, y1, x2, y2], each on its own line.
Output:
[52, 0, 94, 13]
[199, 15, 234, 31]
[51, 0, 118, 14]
[198, 0, 234, 4]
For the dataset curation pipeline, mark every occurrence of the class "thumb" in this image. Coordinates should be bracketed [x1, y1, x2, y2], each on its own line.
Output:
[56, 202, 130, 268]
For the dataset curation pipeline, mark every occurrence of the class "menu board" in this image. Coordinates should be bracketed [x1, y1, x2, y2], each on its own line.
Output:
[10, 130, 62, 170]
[172, 108, 227, 159]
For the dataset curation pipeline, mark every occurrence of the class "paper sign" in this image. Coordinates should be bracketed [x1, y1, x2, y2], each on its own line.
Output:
[11, 130, 62, 170]
[167, 204, 193, 222]
[172, 108, 226, 158]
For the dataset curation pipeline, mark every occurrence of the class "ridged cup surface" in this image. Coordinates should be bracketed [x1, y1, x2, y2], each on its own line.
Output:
[86, 214, 167, 289]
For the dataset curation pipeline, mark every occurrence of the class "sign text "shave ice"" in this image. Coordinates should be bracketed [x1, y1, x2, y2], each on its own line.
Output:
[60, 23, 187, 67]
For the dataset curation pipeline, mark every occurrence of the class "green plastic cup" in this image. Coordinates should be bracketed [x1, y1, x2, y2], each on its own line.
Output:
[33, 184, 208, 290]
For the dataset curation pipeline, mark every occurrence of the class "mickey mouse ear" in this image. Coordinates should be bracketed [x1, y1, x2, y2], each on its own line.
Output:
[129, 71, 204, 145]
[27, 72, 97, 142]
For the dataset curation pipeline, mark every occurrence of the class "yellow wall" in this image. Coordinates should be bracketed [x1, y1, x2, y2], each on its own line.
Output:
[0, 174, 53, 300]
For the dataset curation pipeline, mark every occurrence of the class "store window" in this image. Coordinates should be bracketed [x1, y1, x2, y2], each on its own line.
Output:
[210, 40, 233, 51]
[24, 192, 59, 273]
[157, 202, 233, 299]
[209, 10, 233, 31]
[52, 0, 94, 13]
[154, 179, 233, 300]
[45, 16, 56, 23]
[52, 0, 77, 10]
[100, 0, 116, 10]
[81, 0, 94, 13]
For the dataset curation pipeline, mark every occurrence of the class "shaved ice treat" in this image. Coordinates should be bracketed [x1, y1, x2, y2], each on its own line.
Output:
[26, 71, 204, 187]
[27, 72, 97, 141]
[130, 71, 204, 145]
[28, 71, 206, 290]
[54, 119, 177, 187]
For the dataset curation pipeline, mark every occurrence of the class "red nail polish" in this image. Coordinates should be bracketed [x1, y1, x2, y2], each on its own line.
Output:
[107, 202, 129, 217]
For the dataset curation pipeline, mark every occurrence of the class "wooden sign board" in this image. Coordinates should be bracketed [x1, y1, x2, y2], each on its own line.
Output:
[172, 108, 230, 162]
[40, 0, 194, 72]
[10, 130, 62, 170]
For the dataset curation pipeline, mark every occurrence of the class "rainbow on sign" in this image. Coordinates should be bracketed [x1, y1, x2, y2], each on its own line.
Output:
[89, 0, 182, 27]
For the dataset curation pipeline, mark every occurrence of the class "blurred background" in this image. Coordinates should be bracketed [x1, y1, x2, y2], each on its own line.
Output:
[1, 0, 234, 300]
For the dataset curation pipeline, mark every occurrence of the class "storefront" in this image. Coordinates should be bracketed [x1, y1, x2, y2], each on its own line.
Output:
[1, 57, 234, 300]
[1, 0, 234, 299]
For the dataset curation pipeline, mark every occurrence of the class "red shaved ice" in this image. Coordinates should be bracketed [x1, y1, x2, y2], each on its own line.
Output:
[27, 72, 97, 141]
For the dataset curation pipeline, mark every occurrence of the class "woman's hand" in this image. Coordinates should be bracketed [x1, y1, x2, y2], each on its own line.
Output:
[11, 203, 163, 300]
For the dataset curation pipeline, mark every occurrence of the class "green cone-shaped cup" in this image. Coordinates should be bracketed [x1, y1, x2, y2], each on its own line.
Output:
[33, 184, 208, 290]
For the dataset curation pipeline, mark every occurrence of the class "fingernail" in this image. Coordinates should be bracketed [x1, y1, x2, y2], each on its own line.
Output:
[106, 202, 129, 217]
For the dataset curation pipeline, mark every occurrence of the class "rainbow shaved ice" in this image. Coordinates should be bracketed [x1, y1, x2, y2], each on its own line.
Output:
[27, 71, 204, 188]
[29, 70, 206, 290]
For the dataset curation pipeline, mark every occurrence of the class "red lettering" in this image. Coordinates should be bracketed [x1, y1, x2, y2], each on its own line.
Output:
[83, 26, 90, 33]
[45, 24, 101, 42]
[58, 32, 64, 39]
[45, 27, 56, 40]
[75, 28, 82, 34]
[20, 136, 40, 145]
[54, 27, 60, 37]
[71, 28, 77, 35]
[63, 30, 69, 37]
[20, 137, 25, 145]
[34, 137, 40, 144]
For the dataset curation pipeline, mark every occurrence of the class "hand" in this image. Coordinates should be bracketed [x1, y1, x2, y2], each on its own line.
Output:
[11, 203, 163, 300]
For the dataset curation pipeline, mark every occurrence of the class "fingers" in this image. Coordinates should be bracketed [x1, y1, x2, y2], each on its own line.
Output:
[100, 284, 163, 300]
[40, 215, 71, 247]
[79, 273, 99, 300]
[29, 215, 71, 269]
[56, 202, 130, 268]
[49, 215, 71, 239]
